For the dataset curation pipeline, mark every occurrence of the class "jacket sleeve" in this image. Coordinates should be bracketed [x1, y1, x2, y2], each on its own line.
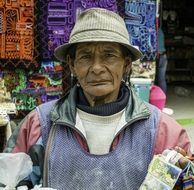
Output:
[4, 110, 41, 153]
[3, 110, 42, 187]
[153, 112, 192, 156]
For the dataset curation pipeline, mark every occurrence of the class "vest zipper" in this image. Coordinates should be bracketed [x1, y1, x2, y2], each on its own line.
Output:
[43, 123, 57, 187]
[111, 115, 150, 150]
[55, 121, 88, 147]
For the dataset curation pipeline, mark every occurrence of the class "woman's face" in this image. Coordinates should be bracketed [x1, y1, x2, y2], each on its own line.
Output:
[69, 42, 131, 106]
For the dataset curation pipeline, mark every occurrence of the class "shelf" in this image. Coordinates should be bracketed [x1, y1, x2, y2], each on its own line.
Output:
[166, 67, 193, 83]
[168, 58, 194, 60]
[162, 0, 194, 83]
[166, 44, 194, 47]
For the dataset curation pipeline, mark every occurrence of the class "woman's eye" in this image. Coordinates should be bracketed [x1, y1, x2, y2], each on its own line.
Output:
[80, 55, 91, 60]
[105, 53, 116, 58]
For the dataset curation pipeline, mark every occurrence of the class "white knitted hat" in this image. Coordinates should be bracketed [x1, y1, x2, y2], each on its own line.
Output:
[54, 8, 142, 62]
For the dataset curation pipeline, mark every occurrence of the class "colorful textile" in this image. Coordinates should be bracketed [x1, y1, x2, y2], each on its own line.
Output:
[0, 0, 158, 67]
[0, 0, 40, 68]
[0, 1, 34, 60]
[46, 0, 118, 58]
[174, 162, 194, 190]
[124, 0, 157, 60]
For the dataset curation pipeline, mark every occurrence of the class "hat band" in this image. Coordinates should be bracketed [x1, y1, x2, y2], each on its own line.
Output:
[69, 30, 130, 46]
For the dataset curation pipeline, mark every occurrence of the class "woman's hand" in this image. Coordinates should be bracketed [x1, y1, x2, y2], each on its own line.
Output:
[174, 146, 190, 169]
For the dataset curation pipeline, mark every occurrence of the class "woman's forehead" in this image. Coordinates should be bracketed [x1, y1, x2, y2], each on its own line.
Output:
[76, 42, 122, 52]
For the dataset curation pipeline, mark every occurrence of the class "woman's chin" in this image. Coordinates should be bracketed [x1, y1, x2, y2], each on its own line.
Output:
[86, 85, 114, 97]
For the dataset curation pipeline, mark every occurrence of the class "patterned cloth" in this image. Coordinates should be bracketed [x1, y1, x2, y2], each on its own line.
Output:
[46, 0, 118, 58]
[124, 0, 157, 60]
[0, 0, 39, 68]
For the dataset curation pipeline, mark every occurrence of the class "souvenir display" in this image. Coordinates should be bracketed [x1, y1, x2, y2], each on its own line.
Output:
[140, 149, 194, 190]
[139, 155, 182, 189]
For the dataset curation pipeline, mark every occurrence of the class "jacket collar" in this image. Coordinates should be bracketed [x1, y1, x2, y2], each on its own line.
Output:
[50, 85, 150, 125]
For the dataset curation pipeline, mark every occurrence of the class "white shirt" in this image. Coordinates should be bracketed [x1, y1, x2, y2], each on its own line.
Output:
[75, 108, 126, 155]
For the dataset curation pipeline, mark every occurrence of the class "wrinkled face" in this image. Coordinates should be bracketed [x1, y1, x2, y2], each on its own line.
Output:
[69, 42, 131, 105]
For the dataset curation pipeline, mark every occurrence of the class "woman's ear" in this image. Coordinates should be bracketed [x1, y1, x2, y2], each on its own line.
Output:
[124, 57, 132, 75]
[67, 55, 76, 76]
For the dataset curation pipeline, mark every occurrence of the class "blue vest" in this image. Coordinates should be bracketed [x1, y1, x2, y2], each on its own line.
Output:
[37, 100, 160, 190]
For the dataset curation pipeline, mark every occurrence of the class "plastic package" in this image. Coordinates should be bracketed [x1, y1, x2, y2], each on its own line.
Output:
[162, 149, 186, 165]
[17, 186, 28, 190]
[139, 150, 183, 190]
[31, 185, 57, 190]
[0, 153, 32, 190]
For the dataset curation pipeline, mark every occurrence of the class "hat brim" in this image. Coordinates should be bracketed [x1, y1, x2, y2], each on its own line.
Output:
[54, 40, 142, 62]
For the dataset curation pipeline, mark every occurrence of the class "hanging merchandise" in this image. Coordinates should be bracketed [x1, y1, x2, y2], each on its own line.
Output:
[124, 0, 157, 61]
[0, 0, 40, 68]
[78, 0, 117, 10]
[0, 0, 159, 109]
[46, 0, 75, 58]
[45, 0, 118, 59]
[38, 0, 120, 92]
[7, 61, 64, 111]
[0, 1, 34, 60]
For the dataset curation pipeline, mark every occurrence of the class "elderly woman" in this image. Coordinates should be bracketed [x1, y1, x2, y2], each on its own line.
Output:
[4, 8, 191, 190]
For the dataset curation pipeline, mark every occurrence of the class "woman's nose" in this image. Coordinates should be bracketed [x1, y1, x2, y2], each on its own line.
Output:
[90, 56, 104, 73]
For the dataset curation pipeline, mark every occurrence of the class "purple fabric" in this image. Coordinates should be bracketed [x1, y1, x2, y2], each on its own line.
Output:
[124, 0, 157, 60]
[79, 0, 117, 11]
[47, 1, 75, 56]
[47, 0, 118, 57]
